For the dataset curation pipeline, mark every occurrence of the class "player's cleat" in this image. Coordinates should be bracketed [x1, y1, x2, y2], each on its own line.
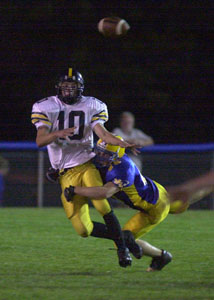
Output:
[117, 247, 132, 268]
[147, 250, 172, 272]
[64, 185, 76, 202]
[123, 230, 143, 259]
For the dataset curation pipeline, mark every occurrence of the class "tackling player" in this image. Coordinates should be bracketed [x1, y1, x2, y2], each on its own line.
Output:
[31, 68, 135, 268]
[64, 138, 201, 271]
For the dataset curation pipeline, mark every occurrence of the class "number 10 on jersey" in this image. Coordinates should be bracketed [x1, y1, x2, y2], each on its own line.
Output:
[58, 111, 85, 140]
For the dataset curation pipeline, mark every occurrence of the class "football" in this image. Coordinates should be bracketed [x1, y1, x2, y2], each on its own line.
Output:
[97, 17, 130, 38]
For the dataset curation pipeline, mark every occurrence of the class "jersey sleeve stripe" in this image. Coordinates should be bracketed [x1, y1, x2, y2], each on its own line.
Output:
[31, 114, 49, 121]
[91, 116, 108, 122]
[31, 118, 52, 125]
[92, 110, 108, 118]
[31, 116, 51, 123]
[31, 112, 48, 118]
[96, 112, 108, 116]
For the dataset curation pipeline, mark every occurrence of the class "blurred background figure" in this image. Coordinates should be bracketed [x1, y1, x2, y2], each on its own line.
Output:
[0, 155, 9, 207]
[113, 111, 154, 171]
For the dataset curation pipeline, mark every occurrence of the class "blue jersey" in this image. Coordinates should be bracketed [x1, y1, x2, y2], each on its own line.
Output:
[98, 154, 159, 211]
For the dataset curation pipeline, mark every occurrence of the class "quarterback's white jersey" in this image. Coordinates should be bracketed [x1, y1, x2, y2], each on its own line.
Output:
[31, 96, 108, 169]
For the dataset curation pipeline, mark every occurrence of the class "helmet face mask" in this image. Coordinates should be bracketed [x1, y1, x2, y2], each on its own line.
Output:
[94, 146, 117, 168]
[61, 81, 78, 97]
[56, 68, 84, 104]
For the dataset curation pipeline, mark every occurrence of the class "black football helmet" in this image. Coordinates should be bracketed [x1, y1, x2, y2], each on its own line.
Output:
[56, 68, 84, 104]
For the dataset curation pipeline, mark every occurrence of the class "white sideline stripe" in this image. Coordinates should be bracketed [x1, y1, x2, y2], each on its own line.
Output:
[116, 19, 130, 35]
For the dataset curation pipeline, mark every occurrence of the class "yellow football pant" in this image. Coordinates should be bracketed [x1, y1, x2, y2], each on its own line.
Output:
[169, 200, 189, 214]
[122, 182, 170, 239]
[59, 161, 111, 238]
[123, 182, 189, 239]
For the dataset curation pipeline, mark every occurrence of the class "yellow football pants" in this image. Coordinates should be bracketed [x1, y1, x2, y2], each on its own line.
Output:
[59, 161, 111, 238]
[123, 182, 189, 239]
[122, 182, 170, 239]
[169, 200, 189, 214]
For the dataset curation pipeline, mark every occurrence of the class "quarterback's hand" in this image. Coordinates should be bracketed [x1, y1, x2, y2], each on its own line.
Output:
[129, 146, 141, 156]
[117, 140, 140, 156]
[124, 143, 141, 156]
[55, 127, 76, 139]
[117, 139, 134, 149]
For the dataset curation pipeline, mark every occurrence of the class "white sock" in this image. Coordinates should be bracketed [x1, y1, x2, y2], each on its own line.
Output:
[136, 239, 162, 257]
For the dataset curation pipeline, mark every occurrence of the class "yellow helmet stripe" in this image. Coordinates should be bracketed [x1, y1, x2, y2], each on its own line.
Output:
[68, 68, 72, 77]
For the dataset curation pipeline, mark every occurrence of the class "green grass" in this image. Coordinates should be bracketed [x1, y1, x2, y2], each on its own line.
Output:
[0, 208, 213, 300]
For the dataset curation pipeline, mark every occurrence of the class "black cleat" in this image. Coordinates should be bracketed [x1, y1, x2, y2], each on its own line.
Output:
[123, 230, 143, 259]
[117, 247, 132, 268]
[148, 250, 172, 271]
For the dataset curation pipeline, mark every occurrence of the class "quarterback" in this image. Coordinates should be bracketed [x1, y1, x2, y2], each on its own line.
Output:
[64, 138, 197, 271]
[31, 68, 134, 267]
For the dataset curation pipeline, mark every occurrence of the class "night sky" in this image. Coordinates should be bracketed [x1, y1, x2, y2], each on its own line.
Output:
[1, 0, 213, 143]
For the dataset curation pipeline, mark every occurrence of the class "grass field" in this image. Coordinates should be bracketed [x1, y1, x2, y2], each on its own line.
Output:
[0, 208, 213, 300]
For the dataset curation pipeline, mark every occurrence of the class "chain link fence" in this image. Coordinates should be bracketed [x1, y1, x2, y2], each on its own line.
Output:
[0, 143, 213, 209]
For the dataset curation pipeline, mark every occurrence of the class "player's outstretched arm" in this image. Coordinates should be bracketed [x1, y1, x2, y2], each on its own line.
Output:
[75, 182, 119, 199]
[126, 136, 154, 147]
[167, 171, 214, 203]
[66, 182, 119, 201]
[93, 123, 135, 148]
[36, 126, 76, 147]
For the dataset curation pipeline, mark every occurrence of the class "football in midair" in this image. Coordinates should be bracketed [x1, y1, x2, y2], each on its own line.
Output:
[98, 17, 130, 38]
